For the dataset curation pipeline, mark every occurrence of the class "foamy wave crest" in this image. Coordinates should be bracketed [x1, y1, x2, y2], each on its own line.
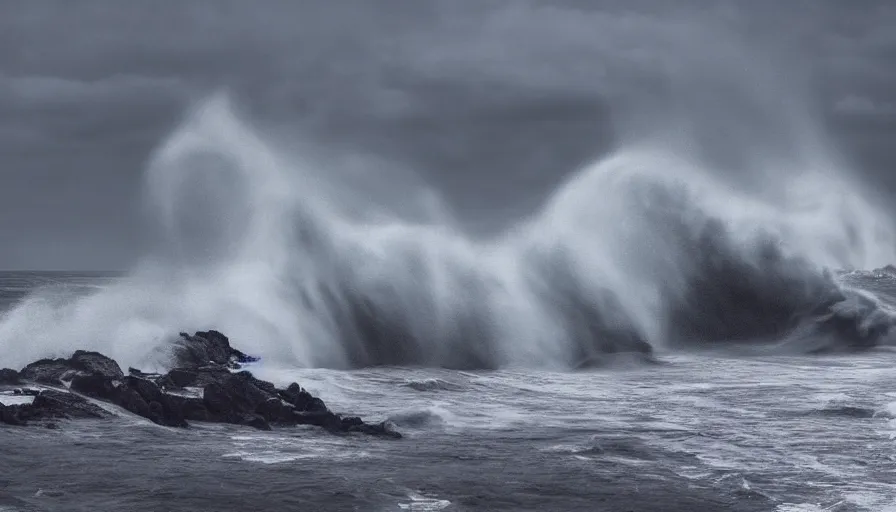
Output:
[387, 407, 455, 429]
[401, 378, 464, 392]
[0, 92, 893, 371]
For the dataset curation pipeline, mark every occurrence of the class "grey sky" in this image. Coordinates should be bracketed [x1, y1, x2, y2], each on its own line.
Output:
[1, 0, 895, 269]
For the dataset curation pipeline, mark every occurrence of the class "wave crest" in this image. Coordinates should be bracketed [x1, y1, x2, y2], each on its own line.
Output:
[0, 95, 893, 370]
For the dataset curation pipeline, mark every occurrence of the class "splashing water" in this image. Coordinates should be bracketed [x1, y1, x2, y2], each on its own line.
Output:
[0, 89, 893, 371]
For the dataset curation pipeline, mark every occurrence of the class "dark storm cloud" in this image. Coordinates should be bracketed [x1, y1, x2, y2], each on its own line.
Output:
[1, 0, 895, 269]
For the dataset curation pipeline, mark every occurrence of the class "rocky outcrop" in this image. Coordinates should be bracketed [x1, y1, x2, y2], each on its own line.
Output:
[0, 368, 19, 385]
[0, 389, 110, 427]
[0, 331, 400, 439]
[19, 350, 123, 385]
[172, 330, 259, 369]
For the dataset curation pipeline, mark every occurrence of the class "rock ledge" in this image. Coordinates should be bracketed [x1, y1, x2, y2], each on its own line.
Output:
[0, 331, 400, 438]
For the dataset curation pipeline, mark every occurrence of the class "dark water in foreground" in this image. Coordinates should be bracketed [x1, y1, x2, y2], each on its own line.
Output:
[1, 272, 895, 511]
[0, 420, 770, 512]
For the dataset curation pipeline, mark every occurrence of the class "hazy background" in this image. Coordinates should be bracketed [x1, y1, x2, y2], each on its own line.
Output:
[1, 0, 894, 270]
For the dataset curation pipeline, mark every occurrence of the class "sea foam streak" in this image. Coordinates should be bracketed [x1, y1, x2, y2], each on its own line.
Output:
[0, 91, 893, 370]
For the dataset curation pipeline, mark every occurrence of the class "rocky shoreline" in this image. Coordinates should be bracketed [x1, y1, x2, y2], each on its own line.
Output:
[0, 330, 400, 438]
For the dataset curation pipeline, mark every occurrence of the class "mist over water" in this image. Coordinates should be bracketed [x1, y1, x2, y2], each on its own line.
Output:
[1, 29, 895, 372]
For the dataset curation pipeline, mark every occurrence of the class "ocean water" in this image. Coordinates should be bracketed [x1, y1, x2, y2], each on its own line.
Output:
[1, 272, 895, 512]
[2, 87, 896, 511]
[0, 272, 119, 312]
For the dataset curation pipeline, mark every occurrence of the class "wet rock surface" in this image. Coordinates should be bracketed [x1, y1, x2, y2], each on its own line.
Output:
[1, 331, 400, 438]
[0, 368, 19, 385]
[0, 389, 110, 426]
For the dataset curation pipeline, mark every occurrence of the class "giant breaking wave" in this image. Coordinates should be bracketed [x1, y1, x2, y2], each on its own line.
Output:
[0, 95, 894, 370]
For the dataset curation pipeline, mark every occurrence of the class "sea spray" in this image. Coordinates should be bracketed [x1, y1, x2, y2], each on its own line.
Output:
[3, 21, 896, 370]
[0, 94, 892, 370]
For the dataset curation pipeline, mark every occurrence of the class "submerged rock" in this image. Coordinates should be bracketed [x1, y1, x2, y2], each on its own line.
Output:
[2, 331, 400, 438]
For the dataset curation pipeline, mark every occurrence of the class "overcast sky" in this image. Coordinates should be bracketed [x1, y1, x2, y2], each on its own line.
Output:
[1, 0, 895, 269]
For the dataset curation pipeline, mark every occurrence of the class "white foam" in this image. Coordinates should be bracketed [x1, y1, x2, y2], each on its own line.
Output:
[0, 74, 892, 371]
[398, 493, 451, 511]
[222, 433, 370, 464]
[387, 406, 455, 430]
[810, 392, 851, 405]
[875, 401, 896, 419]
[843, 489, 896, 512]
[221, 448, 371, 464]
[776, 505, 826, 512]
[221, 452, 285, 464]
[0, 394, 34, 406]
[221, 451, 313, 464]
[163, 386, 203, 399]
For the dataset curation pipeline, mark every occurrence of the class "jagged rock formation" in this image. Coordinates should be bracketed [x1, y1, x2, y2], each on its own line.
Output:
[0, 331, 400, 438]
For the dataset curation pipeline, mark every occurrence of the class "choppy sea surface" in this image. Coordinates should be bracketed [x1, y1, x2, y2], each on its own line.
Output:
[1, 271, 895, 512]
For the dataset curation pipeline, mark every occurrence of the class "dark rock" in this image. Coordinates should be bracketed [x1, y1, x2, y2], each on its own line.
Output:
[119, 377, 186, 427]
[158, 365, 230, 391]
[248, 375, 277, 395]
[194, 366, 233, 386]
[279, 382, 327, 412]
[0, 403, 25, 426]
[202, 373, 269, 422]
[128, 367, 161, 378]
[308, 397, 328, 413]
[118, 388, 151, 418]
[69, 351, 124, 379]
[289, 410, 399, 437]
[19, 350, 122, 388]
[293, 410, 342, 429]
[234, 352, 260, 364]
[256, 397, 294, 423]
[165, 394, 209, 422]
[241, 414, 271, 431]
[31, 390, 110, 420]
[0, 368, 20, 385]
[340, 416, 364, 428]
[173, 330, 249, 369]
[162, 368, 199, 388]
[69, 374, 117, 400]
[1, 389, 110, 425]
[202, 382, 239, 421]
[229, 372, 275, 405]
[157, 391, 184, 409]
[148, 401, 165, 424]
[184, 402, 211, 422]
[193, 370, 394, 433]
[7, 330, 400, 439]
[123, 376, 165, 405]
[19, 358, 74, 385]
[351, 421, 402, 439]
